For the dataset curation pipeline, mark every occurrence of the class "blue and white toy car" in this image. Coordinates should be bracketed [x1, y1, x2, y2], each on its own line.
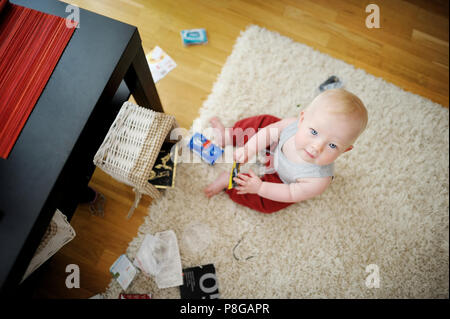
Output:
[188, 133, 223, 165]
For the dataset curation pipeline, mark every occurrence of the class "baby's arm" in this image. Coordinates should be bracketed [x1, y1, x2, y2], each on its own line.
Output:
[257, 177, 332, 203]
[235, 117, 297, 163]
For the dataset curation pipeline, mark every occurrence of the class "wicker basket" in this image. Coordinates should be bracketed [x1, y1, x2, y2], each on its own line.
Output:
[21, 209, 76, 283]
[93, 101, 176, 218]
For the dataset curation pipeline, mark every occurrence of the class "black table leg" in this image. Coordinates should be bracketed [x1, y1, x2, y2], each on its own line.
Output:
[125, 30, 164, 113]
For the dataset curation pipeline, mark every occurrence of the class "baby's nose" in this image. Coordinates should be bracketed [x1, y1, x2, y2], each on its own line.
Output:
[311, 142, 325, 154]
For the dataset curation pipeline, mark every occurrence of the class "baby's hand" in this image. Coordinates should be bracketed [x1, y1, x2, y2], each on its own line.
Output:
[234, 147, 248, 163]
[234, 169, 262, 195]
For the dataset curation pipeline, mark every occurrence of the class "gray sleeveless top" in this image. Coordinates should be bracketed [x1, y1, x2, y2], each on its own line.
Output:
[272, 120, 334, 184]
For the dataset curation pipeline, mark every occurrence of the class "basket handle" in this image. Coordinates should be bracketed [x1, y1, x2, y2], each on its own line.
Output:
[126, 188, 142, 219]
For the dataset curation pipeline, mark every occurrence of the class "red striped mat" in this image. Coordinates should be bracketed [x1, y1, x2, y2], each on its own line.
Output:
[0, 1, 77, 159]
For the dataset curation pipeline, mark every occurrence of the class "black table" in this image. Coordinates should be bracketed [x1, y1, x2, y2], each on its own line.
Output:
[0, 0, 164, 295]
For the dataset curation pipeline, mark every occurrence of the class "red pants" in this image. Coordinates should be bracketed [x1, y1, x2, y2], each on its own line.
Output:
[225, 114, 295, 214]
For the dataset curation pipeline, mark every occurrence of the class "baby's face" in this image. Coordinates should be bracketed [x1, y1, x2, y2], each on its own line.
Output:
[294, 106, 361, 166]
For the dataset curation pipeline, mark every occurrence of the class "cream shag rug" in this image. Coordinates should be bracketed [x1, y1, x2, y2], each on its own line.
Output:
[104, 25, 449, 298]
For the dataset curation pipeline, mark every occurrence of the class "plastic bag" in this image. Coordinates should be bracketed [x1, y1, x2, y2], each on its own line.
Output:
[134, 234, 169, 277]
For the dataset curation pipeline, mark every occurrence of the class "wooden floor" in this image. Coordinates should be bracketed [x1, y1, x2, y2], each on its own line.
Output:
[31, 0, 448, 298]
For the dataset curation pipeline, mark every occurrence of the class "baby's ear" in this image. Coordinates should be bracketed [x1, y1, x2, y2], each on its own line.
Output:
[298, 111, 305, 125]
[344, 145, 353, 153]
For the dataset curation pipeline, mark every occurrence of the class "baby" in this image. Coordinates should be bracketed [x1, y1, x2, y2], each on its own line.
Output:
[203, 88, 368, 214]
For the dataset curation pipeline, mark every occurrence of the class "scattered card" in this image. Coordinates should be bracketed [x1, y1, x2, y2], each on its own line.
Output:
[148, 142, 178, 189]
[228, 162, 240, 189]
[180, 264, 220, 299]
[119, 293, 152, 299]
[147, 46, 177, 83]
[110, 254, 137, 291]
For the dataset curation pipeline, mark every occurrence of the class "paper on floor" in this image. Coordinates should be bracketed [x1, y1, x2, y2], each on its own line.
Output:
[110, 254, 137, 291]
[147, 46, 177, 83]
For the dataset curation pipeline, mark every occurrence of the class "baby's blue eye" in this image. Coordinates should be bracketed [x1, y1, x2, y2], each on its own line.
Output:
[329, 143, 337, 149]
[310, 129, 318, 136]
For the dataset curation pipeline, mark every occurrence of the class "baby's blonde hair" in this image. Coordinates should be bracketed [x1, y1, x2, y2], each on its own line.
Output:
[309, 88, 368, 136]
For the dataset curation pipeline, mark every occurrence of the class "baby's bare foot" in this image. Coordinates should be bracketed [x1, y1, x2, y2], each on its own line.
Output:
[209, 117, 231, 148]
[204, 171, 230, 198]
